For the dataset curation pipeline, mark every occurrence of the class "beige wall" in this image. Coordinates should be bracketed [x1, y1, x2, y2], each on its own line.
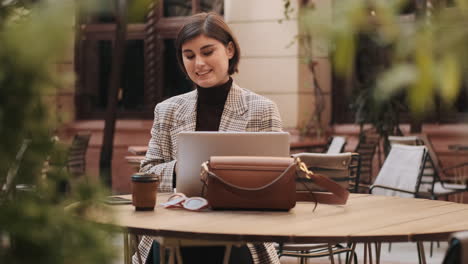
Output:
[225, 0, 333, 132]
[225, 0, 301, 128]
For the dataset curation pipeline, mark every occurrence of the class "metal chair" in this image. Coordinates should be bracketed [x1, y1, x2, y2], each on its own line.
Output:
[326, 136, 347, 154]
[387, 135, 423, 146]
[387, 135, 468, 201]
[1, 139, 31, 198]
[387, 135, 433, 188]
[418, 134, 468, 201]
[67, 132, 91, 177]
[354, 131, 381, 185]
[277, 152, 360, 264]
[370, 144, 427, 198]
[370, 144, 430, 264]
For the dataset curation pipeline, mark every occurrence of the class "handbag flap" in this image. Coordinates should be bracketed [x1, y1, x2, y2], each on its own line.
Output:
[209, 156, 294, 171]
[207, 156, 295, 189]
[292, 153, 352, 170]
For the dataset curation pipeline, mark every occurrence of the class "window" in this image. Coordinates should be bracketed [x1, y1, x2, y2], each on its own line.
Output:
[75, 0, 223, 119]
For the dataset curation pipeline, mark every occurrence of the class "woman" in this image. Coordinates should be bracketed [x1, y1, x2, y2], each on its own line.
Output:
[135, 12, 282, 264]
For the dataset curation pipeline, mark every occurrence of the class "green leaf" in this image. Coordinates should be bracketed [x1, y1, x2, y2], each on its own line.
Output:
[128, 0, 155, 23]
[333, 32, 355, 76]
[375, 63, 417, 100]
[438, 55, 461, 104]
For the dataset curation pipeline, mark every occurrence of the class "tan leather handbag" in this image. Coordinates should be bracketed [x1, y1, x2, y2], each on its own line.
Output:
[200, 156, 349, 210]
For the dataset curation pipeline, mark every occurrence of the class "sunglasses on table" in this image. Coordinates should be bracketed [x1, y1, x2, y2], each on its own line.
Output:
[161, 193, 209, 211]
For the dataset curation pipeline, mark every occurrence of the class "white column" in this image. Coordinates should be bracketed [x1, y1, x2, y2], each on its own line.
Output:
[225, 0, 300, 128]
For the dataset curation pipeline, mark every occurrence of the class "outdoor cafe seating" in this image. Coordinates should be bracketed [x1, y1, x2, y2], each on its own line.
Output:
[387, 135, 468, 202]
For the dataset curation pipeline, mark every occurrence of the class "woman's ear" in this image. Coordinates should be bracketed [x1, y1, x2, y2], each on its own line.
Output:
[226, 41, 235, 59]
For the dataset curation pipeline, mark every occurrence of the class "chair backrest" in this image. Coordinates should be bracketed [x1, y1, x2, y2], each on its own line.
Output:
[419, 134, 445, 180]
[292, 152, 360, 193]
[1, 139, 31, 195]
[354, 133, 380, 184]
[372, 144, 427, 198]
[326, 136, 347, 154]
[67, 132, 91, 177]
[388, 135, 424, 146]
[388, 135, 440, 185]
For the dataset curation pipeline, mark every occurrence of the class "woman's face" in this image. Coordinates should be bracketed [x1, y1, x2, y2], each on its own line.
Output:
[181, 34, 234, 88]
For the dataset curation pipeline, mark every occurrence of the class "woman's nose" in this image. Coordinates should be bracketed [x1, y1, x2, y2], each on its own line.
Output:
[195, 56, 206, 67]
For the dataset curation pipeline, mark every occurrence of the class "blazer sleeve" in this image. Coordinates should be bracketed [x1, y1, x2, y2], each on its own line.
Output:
[139, 104, 176, 192]
[260, 100, 283, 132]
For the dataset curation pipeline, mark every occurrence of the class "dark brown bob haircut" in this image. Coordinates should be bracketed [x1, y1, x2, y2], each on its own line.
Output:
[175, 12, 241, 76]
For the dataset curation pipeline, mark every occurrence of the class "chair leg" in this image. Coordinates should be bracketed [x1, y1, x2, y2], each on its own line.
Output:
[375, 242, 381, 264]
[328, 244, 336, 264]
[168, 247, 175, 264]
[430, 241, 433, 257]
[223, 245, 232, 264]
[368, 242, 373, 264]
[364, 243, 368, 264]
[344, 243, 357, 264]
[160, 244, 166, 264]
[417, 241, 427, 264]
[299, 252, 305, 264]
[124, 233, 130, 264]
[276, 242, 283, 258]
[349, 243, 357, 264]
[175, 246, 183, 264]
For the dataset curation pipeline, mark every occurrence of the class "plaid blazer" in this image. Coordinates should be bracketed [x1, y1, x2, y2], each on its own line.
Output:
[134, 83, 282, 264]
[140, 83, 282, 192]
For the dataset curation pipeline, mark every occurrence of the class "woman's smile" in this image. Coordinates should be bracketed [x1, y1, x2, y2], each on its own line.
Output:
[196, 69, 212, 77]
[182, 34, 234, 88]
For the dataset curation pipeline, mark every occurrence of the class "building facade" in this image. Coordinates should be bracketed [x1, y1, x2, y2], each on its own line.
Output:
[55, 0, 468, 193]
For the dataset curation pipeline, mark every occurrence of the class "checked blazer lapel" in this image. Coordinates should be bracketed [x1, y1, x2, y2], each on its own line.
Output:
[219, 83, 249, 132]
[169, 83, 249, 152]
[169, 90, 197, 152]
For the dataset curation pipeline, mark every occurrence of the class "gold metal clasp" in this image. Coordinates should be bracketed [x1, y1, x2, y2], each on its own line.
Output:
[295, 157, 314, 180]
[200, 162, 209, 182]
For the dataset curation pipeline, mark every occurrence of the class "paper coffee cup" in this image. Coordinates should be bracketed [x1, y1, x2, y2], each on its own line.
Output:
[131, 173, 160, 211]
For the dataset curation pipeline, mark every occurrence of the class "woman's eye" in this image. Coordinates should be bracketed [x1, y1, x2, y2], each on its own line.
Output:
[202, 50, 213, 56]
[185, 55, 195, 60]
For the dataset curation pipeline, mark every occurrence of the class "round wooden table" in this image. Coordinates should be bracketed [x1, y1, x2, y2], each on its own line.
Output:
[107, 193, 468, 244]
[98, 193, 468, 264]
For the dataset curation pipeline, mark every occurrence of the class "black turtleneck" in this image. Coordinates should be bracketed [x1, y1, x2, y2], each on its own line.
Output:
[195, 77, 232, 131]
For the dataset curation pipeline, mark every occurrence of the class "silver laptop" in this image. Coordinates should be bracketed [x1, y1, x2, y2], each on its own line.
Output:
[175, 132, 290, 197]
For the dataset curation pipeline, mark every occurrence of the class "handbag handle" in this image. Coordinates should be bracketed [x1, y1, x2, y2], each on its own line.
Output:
[200, 157, 349, 205]
[200, 160, 297, 191]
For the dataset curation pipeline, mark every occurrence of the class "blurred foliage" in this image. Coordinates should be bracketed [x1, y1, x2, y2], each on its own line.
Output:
[285, 0, 468, 135]
[128, 0, 154, 22]
[0, 0, 121, 263]
[77, 0, 154, 23]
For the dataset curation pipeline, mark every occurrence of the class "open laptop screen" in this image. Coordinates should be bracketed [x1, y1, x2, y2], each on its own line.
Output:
[176, 132, 290, 196]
